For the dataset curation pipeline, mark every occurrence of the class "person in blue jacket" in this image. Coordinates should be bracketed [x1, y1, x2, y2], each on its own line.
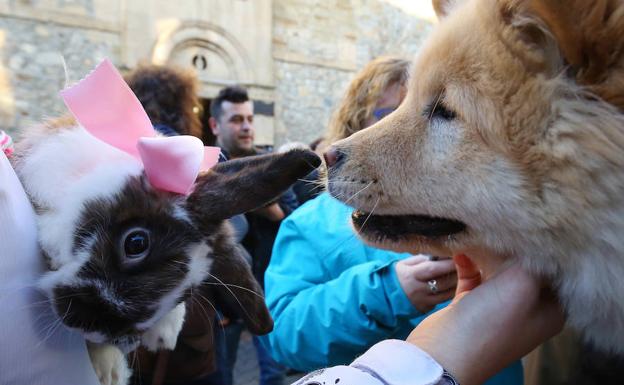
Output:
[261, 56, 524, 385]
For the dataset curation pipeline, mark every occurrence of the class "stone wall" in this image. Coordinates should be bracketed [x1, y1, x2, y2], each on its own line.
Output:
[0, 0, 120, 134]
[354, 0, 433, 67]
[273, 60, 352, 146]
[272, 0, 433, 146]
[0, 0, 434, 145]
[0, 16, 118, 133]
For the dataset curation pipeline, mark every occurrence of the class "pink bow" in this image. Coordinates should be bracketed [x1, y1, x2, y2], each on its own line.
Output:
[60, 59, 220, 195]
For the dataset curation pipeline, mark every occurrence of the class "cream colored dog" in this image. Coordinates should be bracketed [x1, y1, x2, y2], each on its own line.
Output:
[326, 0, 624, 352]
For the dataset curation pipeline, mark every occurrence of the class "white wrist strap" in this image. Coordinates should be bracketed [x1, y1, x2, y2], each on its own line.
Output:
[352, 339, 444, 385]
[293, 340, 444, 385]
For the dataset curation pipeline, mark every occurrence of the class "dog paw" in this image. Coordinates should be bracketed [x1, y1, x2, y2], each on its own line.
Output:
[87, 343, 131, 385]
[141, 302, 186, 351]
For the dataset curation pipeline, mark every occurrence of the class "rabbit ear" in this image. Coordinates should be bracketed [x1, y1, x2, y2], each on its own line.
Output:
[208, 243, 273, 335]
[186, 149, 321, 222]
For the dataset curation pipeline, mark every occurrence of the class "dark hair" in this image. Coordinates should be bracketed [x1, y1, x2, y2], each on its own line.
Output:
[210, 86, 250, 120]
[125, 65, 202, 138]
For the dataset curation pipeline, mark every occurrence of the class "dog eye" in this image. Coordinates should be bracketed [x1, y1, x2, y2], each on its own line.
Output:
[431, 102, 456, 120]
[122, 228, 150, 260]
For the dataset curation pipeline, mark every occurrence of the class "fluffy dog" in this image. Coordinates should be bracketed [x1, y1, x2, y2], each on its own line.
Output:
[326, 0, 624, 352]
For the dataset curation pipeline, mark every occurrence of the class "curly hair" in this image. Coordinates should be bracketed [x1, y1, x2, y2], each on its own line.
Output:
[318, 56, 411, 151]
[125, 65, 202, 138]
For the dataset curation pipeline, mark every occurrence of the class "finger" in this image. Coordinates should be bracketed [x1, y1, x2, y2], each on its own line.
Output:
[428, 288, 455, 304]
[425, 272, 457, 293]
[454, 254, 481, 295]
[414, 259, 457, 280]
[400, 254, 429, 266]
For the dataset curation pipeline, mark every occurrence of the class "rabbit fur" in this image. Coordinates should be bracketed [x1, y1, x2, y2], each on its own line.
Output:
[11, 119, 320, 385]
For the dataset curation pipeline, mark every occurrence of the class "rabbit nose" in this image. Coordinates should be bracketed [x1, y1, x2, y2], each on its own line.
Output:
[54, 285, 136, 338]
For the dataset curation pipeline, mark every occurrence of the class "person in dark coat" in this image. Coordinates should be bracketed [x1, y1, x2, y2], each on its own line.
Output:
[209, 85, 294, 385]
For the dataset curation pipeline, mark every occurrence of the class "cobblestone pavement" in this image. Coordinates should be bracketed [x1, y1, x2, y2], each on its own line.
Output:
[233, 330, 305, 385]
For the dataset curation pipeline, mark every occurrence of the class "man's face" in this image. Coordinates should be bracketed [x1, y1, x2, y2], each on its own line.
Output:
[212, 100, 255, 156]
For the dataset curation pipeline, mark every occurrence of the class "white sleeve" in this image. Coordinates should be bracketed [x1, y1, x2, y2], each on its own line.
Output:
[292, 340, 445, 385]
[0, 153, 99, 385]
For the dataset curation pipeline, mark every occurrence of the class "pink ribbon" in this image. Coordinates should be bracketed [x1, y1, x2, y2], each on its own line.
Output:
[0, 130, 13, 157]
[60, 59, 220, 195]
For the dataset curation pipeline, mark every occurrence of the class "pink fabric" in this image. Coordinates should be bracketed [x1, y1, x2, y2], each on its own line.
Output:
[0, 130, 13, 157]
[138, 136, 202, 195]
[60, 59, 220, 194]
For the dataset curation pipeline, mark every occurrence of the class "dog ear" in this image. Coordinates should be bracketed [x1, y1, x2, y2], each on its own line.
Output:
[432, 0, 464, 19]
[530, 0, 624, 108]
[498, 1, 562, 75]
[186, 149, 321, 221]
[503, 0, 624, 108]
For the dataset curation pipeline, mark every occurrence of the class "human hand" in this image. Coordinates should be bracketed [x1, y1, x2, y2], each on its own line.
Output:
[407, 255, 564, 385]
[395, 255, 457, 313]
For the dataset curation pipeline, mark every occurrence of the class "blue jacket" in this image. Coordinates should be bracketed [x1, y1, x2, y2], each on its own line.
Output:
[262, 192, 523, 384]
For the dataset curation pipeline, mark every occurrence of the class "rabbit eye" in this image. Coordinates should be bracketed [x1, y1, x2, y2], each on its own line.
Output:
[123, 229, 150, 259]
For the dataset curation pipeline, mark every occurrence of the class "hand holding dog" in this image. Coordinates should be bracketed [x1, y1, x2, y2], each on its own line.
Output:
[395, 255, 457, 313]
[407, 255, 564, 385]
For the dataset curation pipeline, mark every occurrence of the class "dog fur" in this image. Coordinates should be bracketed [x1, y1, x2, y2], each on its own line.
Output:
[326, 0, 624, 352]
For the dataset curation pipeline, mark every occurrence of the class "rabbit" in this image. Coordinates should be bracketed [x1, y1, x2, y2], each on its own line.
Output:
[11, 118, 321, 385]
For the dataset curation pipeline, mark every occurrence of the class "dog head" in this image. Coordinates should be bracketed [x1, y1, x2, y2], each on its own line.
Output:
[326, 0, 624, 265]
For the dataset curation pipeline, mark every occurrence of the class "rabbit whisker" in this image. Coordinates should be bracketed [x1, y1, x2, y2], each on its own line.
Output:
[191, 292, 223, 336]
[205, 272, 255, 326]
[201, 282, 265, 300]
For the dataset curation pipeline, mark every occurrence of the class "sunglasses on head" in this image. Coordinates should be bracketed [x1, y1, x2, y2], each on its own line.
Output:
[372, 107, 396, 121]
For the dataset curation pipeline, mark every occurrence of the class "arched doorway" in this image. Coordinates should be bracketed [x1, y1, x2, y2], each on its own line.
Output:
[151, 21, 254, 96]
[151, 22, 274, 146]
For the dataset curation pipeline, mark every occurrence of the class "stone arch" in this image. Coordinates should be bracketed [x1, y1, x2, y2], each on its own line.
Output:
[151, 21, 254, 94]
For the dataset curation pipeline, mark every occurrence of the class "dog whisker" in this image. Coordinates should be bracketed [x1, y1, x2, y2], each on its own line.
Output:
[344, 181, 374, 205]
[357, 197, 381, 234]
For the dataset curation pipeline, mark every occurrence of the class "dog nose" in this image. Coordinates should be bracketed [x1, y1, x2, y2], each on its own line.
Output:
[324, 147, 344, 168]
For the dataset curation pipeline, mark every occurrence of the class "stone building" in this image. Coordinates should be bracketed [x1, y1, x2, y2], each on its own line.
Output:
[0, 0, 433, 146]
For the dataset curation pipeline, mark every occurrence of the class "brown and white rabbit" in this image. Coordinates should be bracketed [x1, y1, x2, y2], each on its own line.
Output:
[11, 119, 320, 385]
